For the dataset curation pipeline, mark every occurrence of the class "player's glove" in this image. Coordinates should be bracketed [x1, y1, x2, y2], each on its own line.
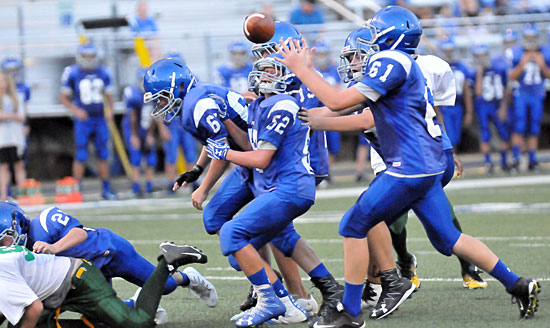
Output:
[206, 138, 229, 160]
[175, 164, 204, 187]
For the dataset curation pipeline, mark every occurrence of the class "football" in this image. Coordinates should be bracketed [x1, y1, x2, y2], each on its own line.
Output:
[243, 12, 275, 44]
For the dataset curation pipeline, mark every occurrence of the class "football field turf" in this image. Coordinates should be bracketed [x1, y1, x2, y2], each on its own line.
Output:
[17, 177, 550, 327]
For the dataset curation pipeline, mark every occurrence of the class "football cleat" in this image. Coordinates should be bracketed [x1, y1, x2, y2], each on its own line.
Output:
[235, 284, 286, 327]
[125, 288, 168, 324]
[265, 294, 308, 324]
[528, 162, 540, 172]
[509, 277, 541, 319]
[462, 267, 488, 289]
[396, 253, 420, 290]
[183, 267, 218, 307]
[101, 189, 118, 200]
[309, 274, 345, 328]
[312, 302, 365, 328]
[296, 294, 319, 316]
[239, 285, 257, 312]
[361, 281, 381, 310]
[370, 270, 415, 320]
[157, 242, 207, 270]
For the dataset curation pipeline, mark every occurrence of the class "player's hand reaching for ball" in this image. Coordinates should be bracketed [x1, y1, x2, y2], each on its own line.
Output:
[276, 38, 315, 75]
[33, 241, 58, 254]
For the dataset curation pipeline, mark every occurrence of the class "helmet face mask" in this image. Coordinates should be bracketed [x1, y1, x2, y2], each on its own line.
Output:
[76, 44, 99, 70]
[249, 57, 300, 95]
[145, 88, 183, 123]
[0, 201, 29, 247]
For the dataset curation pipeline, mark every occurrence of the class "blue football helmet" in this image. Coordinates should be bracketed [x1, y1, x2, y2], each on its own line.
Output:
[76, 43, 99, 70]
[0, 201, 29, 247]
[1, 57, 22, 73]
[503, 29, 519, 43]
[365, 6, 422, 55]
[313, 39, 332, 70]
[248, 54, 301, 95]
[143, 58, 197, 123]
[471, 43, 490, 68]
[229, 41, 250, 68]
[337, 27, 376, 83]
[439, 38, 456, 63]
[522, 23, 540, 51]
[251, 21, 302, 59]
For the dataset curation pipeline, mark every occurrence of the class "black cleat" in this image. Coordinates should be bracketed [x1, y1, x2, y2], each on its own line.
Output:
[509, 277, 541, 319]
[157, 242, 207, 270]
[485, 162, 495, 174]
[396, 253, 420, 290]
[370, 269, 415, 320]
[510, 161, 520, 175]
[462, 266, 488, 289]
[528, 162, 540, 172]
[312, 302, 365, 328]
[309, 274, 345, 328]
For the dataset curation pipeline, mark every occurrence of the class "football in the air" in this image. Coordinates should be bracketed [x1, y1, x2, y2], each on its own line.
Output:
[243, 12, 275, 43]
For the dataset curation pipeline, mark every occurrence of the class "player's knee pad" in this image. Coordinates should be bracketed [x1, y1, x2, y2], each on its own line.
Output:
[529, 106, 543, 136]
[338, 201, 371, 238]
[271, 229, 301, 257]
[203, 203, 230, 235]
[228, 254, 242, 271]
[75, 146, 88, 162]
[163, 141, 177, 164]
[219, 221, 248, 256]
[145, 149, 157, 168]
[425, 223, 460, 256]
[129, 147, 142, 167]
[479, 126, 491, 143]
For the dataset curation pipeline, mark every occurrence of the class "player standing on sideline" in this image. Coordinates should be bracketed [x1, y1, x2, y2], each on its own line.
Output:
[508, 24, 550, 172]
[439, 38, 474, 149]
[60, 43, 117, 200]
[215, 41, 254, 94]
[0, 202, 209, 328]
[471, 44, 511, 173]
[205, 54, 317, 327]
[277, 6, 540, 326]
[122, 68, 158, 196]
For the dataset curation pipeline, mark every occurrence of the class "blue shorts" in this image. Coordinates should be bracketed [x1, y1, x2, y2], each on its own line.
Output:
[73, 116, 109, 162]
[203, 167, 254, 235]
[219, 191, 313, 256]
[123, 126, 157, 168]
[339, 172, 460, 256]
[100, 232, 178, 295]
[326, 131, 341, 155]
[163, 124, 199, 164]
[439, 104, 463, 147]
[475, 100, 510, 143]
[513, 94, 544, 136]
[441, 149, 455, 188]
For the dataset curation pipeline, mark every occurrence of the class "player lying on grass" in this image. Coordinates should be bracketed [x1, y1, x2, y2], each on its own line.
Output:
[277, 5, 540, 326]
[144, 57, 344, 325]
[0, 201, 209, 328]
[0, 201, 217, 324]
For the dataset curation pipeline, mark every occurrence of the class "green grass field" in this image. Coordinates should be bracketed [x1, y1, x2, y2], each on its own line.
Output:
[8, 178, 550, 328]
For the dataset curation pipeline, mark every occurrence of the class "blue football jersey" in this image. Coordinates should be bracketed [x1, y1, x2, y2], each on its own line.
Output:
[27, 207, 118, 269]
[61, 65, 112, 117]
[448, 61, 472, 107]
[179, 82, 248, 149]
[295, 83, 330, 177]
[214, 64, 253, 92]
[354, 50, 446, 176]
[511, 45, 550, 97]
[122, 86, 154, 135]
[475, 58, 507, 105]
[247, 94, 315, 200]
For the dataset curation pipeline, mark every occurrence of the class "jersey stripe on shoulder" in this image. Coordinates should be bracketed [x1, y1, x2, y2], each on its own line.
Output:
[267, 99, 300, 119]
[193, 97, 218, 128]
[370, 50, 412, 77]
[38, 207, 57, 233]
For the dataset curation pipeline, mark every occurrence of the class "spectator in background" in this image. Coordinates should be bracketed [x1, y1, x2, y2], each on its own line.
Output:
[214, 41, 253, 94]
[0, 73, 26, 200]
[471, 44, 511, 173]
[439, 39, 474, 150]
[130, 0, 161, 61]
[508, 24, 550, 172]
[313, 40, 341, 182]
[289, 0, 325, 25]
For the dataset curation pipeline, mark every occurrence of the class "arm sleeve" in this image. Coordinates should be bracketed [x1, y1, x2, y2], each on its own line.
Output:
[433, 63, 456, 106]
[355, 53, 409, 98]
[60, 66, 73, 95]
[258, 99, 299, 148]
[0, 275, 38, 325]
